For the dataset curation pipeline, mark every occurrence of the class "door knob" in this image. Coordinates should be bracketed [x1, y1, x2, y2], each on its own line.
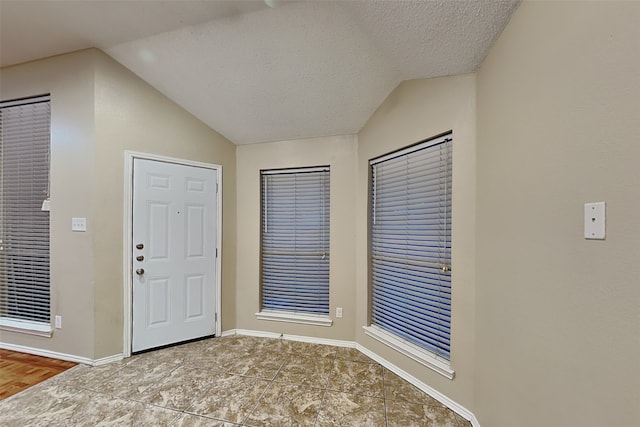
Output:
[136, 243, 144, 250]
[136, 268, 145, 275]
[136, 255, 144, 261]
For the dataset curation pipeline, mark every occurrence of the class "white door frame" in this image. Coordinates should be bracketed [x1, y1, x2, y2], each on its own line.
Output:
[122, 151, 222, 357]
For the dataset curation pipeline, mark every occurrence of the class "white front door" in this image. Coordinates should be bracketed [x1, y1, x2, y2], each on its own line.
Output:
[132, 158, 217, 352]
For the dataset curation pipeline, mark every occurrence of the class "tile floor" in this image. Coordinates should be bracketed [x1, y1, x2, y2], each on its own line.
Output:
[0, 335, 471, 426]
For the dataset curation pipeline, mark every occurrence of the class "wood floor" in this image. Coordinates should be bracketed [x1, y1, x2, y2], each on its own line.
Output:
[0, 349, 77, 400]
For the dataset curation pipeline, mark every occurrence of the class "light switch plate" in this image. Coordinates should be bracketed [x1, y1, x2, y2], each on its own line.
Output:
[71, 217, 87, 232]
[584, 202, 605, 239]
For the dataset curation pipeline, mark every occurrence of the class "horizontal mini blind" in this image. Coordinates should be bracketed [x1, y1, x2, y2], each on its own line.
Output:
[370, 134, 452, 359]
[0, 96, 51, 325]
[261, 167, 330, 315]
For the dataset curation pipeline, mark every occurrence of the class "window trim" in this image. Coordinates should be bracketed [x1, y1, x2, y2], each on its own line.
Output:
[0, 317, 52, 337]
[0, 95, 52, 333]
[367, 132, 453, 373]
[258, 166, 331, 320]
[255, 310, 333, 327]
[363, 325, 454, 379]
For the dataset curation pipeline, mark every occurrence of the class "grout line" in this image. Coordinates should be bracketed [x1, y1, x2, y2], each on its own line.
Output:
[240, 350, 290, 426]
[382, 366, 389, 427]
[312, 346, 338, 427]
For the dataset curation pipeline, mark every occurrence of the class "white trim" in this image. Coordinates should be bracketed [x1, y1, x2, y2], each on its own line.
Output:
[92, 354, 124, 366]
[122, 151, 223, 358]
[0, 342, 92, 365]
[363, 325, 455, 380]
[0, 94, 50, 108]
[0, 317, 52, 337]
[355, 342, 478, 427]
[255, 311, 333, 327]
[229, 328, 353, 348]
[261, 166, 329, 175]
[369, 132, 452, 165]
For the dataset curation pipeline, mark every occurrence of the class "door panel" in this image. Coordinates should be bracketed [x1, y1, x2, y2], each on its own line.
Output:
[185, 275, 205, 319]
[148, 278, 170, 326]
[185, 205, 205, 258]
[132, 158, 217, 352]
[148, 202, 170, 260]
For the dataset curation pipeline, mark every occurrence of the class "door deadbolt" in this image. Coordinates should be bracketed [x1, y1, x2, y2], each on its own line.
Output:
[136, 243, 144, 250]
[136, 255, 144, 261]
[136, 268, 145, 275]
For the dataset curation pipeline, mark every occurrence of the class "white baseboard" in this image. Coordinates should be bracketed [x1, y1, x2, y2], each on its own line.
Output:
[0, 342, 92, 365]
[92, 354, 124, 366]
[226, 328, 354, 348]
[221, 328, 479, 426]
[0, 342, 124, 367]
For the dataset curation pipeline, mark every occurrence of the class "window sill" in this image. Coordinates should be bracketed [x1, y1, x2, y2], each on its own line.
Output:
[0, 317, 52, 338]
[255, 311, 333, 327]
[363, 325, 454, 380]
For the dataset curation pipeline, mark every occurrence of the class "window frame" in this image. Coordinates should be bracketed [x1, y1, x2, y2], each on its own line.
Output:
[0, 94, 52, 337]
[364, 132, 454, 379]
[256, 166, 332, 327]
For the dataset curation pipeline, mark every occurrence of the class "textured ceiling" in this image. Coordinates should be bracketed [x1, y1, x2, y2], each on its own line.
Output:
[0, 0, 519, 145]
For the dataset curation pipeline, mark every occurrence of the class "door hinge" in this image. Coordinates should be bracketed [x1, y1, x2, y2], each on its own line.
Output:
[215, 312, 217, 322]
[215, 248, 218, 258]
[216, 183, 219, 193]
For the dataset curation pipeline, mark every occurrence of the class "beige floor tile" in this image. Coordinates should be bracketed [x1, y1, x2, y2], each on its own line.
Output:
[327, 359, 384, 397]
[335, 347, 375, 364]
[185, 373, 270, 424]
[244, 382, 324, 427]
[93, 399, 182, 426]
[316, 390, 386, 426]
[46, 363, 125, 389]
[90, 362, 179, 398]
[126, 348, 189, 368]
[180, 346, 241, 370]
[225, 350, 288, 380]
[274, 354, 335, 387]
[384, 368, 443, 407]
[175, 337, 225, 353]
[250, 337, 291, 353]
[138, 365, 223, 411]
[2, 336, 470, 426]
[0, 384, 92, 427]
[386, 399, 458, 427]
[455, 413, 473, 427]
[214, 336, 264, 353]
[287, 341, 338, 359]
[171, 413, 238, 426]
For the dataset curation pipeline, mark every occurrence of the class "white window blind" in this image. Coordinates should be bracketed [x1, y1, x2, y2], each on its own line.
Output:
[261, 167, 330, 315]
[370, 134, 452, 359]
[0, 96, 51, 327]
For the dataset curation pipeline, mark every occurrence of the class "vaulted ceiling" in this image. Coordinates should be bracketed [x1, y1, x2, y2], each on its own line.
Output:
[0, 0, 519, 144]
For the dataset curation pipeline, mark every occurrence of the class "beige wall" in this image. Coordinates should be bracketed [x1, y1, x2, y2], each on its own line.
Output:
[0, 51, 97, 359]
[475, 2, 640, 426]
[235, 135, 357, 340]
[356, 75, 477, 409]
[0, 49, 237, 360]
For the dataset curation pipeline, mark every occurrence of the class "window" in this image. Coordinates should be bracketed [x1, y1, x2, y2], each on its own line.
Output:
[258, 167, 330, 325]
[0, 95, 51, 335]
[366, 133, 452, 376]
